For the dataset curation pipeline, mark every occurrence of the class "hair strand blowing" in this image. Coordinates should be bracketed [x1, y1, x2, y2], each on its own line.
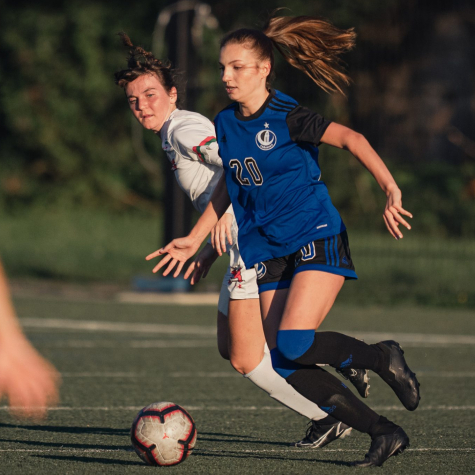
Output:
[263, 16, 356, 95]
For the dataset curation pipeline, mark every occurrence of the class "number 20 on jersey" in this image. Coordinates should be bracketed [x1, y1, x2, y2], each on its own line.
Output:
[230, 158, 263, 186]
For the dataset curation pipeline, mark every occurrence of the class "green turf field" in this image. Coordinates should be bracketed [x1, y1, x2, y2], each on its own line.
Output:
[1, 297, 474, 474]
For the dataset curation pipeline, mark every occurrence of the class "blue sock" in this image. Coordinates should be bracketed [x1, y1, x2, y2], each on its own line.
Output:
[276, 329, 315, 361]
[269, 348, 302, 378]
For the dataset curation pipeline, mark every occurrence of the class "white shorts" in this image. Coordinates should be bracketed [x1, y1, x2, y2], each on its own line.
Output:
[217, 242, 259, 316]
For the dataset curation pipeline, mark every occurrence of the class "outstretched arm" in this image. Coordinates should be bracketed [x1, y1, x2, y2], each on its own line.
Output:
[321, 123, 412, 239]
[0, 259, 60, 419]
[146, 174, 232, 277]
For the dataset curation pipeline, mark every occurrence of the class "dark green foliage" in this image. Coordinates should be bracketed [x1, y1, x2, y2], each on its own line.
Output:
[0, 1, 167, 210]
[0, 0, 474, 238]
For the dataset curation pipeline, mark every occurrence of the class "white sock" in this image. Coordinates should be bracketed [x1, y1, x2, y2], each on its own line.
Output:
[244, 351, 327, 421]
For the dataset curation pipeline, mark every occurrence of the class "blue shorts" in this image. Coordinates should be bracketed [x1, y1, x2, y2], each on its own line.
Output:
[254, 231, 357, 293]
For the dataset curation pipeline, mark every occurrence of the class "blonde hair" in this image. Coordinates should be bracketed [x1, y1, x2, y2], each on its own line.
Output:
[221, 15, 356, 95]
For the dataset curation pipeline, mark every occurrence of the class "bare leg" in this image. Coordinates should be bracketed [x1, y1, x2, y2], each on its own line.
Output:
[224, 297, 329, 421]
[280, 271, 343, 330]
[228, 298, 264, 374]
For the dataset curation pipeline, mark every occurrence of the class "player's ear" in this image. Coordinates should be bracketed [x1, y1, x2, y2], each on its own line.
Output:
[259, 60, 271, 79]
[169, 87, 178, 104]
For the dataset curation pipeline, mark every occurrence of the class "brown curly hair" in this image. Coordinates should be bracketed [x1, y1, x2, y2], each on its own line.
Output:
[114, 33, 181, 100]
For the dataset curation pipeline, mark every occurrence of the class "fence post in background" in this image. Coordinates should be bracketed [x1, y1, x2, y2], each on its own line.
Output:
[131, 1, 217, 292]
[153, 0, 219, 243]
[156, 1, 194, 248]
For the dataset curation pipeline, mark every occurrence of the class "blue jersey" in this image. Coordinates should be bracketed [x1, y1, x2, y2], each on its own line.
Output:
[214, 89, 346, 268]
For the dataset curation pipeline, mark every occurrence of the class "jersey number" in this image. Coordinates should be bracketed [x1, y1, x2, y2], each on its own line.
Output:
[230, 158, 263, 186]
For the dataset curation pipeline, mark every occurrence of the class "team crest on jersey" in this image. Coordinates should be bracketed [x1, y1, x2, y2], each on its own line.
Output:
[255, 262, 267, 280]
[255, 129, 277, 151]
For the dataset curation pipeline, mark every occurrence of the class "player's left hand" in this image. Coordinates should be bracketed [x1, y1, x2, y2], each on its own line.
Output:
[187, 243, 219, 285]
[211, 212, 233, 255]
[383, 185, 413, 239]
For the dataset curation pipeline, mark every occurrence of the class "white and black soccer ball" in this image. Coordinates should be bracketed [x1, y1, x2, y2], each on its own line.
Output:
[131, 402, 197, 466]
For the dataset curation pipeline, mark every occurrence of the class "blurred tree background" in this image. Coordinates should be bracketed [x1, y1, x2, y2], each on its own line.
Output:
[0, 0, 474, 306]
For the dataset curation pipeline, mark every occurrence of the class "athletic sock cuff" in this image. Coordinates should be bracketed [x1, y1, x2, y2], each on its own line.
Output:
[276, 329, 315, 361]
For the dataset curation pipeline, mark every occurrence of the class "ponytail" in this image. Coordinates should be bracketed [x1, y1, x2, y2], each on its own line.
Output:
[221, 15, 356, 95]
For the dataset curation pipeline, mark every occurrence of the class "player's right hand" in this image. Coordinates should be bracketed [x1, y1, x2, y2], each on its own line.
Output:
[146, 236, 201, 278]
[211, 212, 233, 256]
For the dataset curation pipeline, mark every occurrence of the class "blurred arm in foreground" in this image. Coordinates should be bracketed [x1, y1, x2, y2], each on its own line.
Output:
[0, 258, 59, 418]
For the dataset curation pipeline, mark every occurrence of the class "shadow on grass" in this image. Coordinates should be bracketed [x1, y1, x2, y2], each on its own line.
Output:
[32, 455, 144, 466]
[34, 450, 352, 468]
[0, 437, 131, 451]
[0, 422, 128, 436]
[0, 426, 354, 467]
[193, 449, 353, 466]
[199, 431, 257, 439]
[198, 432, 292, 447]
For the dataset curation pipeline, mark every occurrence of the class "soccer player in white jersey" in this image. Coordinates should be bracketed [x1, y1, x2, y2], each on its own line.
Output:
[115, 33, 370, 448]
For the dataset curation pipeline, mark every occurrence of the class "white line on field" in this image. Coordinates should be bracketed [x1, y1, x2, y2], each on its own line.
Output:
[238, 448, 475, 453]
[58, 371, 238, 378]
[35, 340, 216, 349]
[117, 292, 219, 306]
[130, 340, 215, 348]
[31, 339, 475, 350]
[20, 318, 216, 335]
[58, 371, 475, 378]
[348, 331, 475, 346]
[20, 318, 475, 346]
[60, 372, 144, 378]
[1, 405, 474, 412]
[200, 447, 475, 454]
[170, 371, 239, 378]
[0, 448, 132, 453]
[416, 371, 475, 377]
[0, 447, 472, 454]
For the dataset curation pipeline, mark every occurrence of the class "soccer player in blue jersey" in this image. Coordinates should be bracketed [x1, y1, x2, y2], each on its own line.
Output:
[148, 15, 421, 467]
[116, 33, 364, 449]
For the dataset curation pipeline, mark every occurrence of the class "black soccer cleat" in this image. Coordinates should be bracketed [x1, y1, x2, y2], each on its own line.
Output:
[351, 427, 410, 467]
[336, 368, 370, 398]
[375, 340, 420, 411]
[294, 420, 352, 448]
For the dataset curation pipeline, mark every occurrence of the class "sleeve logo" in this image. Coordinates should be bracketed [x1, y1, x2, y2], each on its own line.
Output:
[255, 130, 277, 151]
[192, 136, 217, 162]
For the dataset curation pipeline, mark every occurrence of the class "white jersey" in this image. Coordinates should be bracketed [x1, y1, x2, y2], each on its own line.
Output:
[160, 109, 223, 214]
[159, 108, 259, 310]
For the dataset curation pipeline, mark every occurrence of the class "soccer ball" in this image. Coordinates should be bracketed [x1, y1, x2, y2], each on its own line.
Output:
[131, 402, 197, 466]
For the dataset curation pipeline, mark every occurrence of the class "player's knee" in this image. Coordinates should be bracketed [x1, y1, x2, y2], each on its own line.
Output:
[276, 329, 315, 361]
[229, 354, 260, 375]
